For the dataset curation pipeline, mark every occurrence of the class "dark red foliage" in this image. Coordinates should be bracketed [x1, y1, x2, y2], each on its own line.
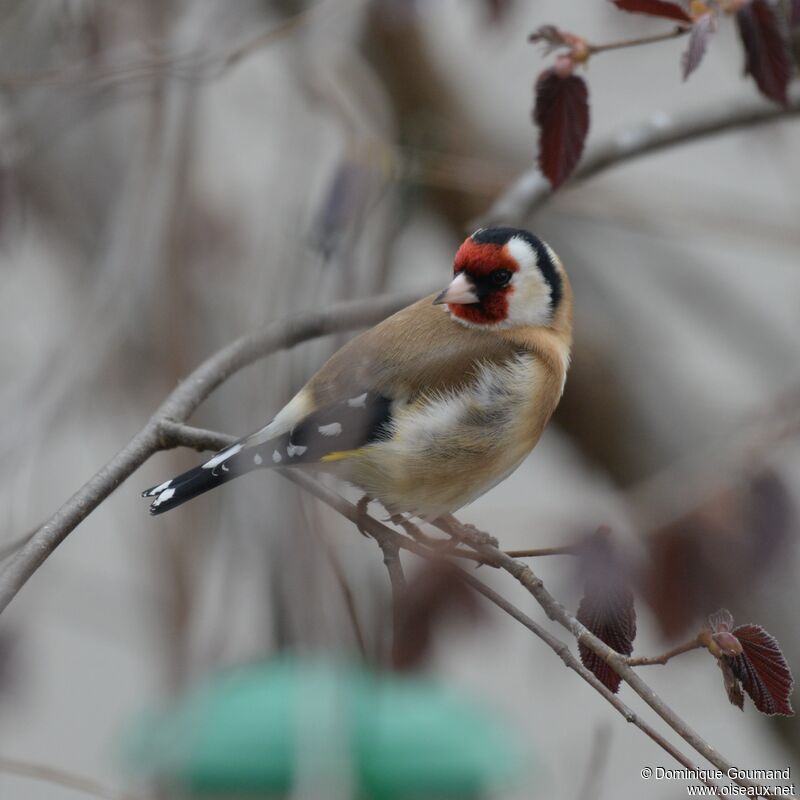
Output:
[682, 13, 716, 80]
[791, 0, 800, 27]
[612, 0, 692, 23]
[392, 561, 481, 671]
[484, 0, 513, 22]
[707, 611, 795, 716]
[577, 583, 636, 693]
[728, 624, 795, 716]
[737, 0, 792, 106]
[719, 658, 745, 710]
[576, 533, 637, 693]
[533, 68, 590, 188]
[643, 471, 793, 638]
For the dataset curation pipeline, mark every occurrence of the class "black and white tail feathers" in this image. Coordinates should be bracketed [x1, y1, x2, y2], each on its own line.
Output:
[142, 439, 265, 515]
[142, 390, 393, 515]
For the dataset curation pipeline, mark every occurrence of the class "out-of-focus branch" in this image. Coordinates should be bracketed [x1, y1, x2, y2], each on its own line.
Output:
[625, 379, 800, 530]
[0, 0, 363, 91]
[437, 536, 763, 792]
[477, 95, 800, 227]
[0, 527, 37, 562]
[160, 420, 723, 788]
[0, 755, 142, 800]
[0, 292, 416, 616]
[0, 294, 764, 791]
[450, 573, 718, 790]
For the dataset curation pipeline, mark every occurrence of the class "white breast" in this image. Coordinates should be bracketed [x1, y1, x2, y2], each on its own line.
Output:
[350, 353, 544, 519]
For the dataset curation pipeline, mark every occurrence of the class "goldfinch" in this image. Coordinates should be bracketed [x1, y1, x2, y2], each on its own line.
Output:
[143, 227, 572, 521]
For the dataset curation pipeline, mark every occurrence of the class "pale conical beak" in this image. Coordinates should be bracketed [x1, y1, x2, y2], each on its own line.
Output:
[433, 272, 479, 305]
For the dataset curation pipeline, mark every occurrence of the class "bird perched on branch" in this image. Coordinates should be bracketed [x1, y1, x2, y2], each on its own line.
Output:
[143, 227, 572, 526]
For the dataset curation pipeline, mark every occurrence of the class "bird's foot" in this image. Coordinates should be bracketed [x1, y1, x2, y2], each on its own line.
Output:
[434, 514, 499, 550]
[355, 495, 373, 538]
[387, 512, 444, 548]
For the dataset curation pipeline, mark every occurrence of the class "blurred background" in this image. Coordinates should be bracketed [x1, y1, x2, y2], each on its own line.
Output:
[0, 0, 798, 798]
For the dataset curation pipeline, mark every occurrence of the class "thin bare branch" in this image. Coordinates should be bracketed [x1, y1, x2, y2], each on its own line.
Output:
[0, 292, 417, 616]
[149, 420, 731, 790]
[314, 529, 370, 662]
[0, 0, 364, 91]
[378, 541, 406, 598]
[477, 94, 800, 227]
[627, 636, 704, 667]
[504, 544, 578, 558]
[0, 526, 37, 562]
[588, 26, 688, 55]
[445, 539, 764, 792]
[0, 756, 143, 800]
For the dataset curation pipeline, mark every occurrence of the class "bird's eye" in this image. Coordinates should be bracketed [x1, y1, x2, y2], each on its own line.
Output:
[491, 269, 512, 287]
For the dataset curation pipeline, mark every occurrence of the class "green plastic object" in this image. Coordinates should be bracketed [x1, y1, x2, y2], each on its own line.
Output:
[127, 657, 523, 798]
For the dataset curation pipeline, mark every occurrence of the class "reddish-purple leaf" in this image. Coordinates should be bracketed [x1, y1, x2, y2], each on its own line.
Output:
[392, 561, 481, 671]
[682, 13, 717, 80]
[577, 579, 636, 694]
[643, 471, 792, 637]
[718, 658, 745, 710]
[737, 0, 792, 106]
[727, 624, 795, 716]
[484, 0, 513, 22]
[612, 0, 692, 23]
[533, 68, 590, 189]
[791, 0, 800, 27]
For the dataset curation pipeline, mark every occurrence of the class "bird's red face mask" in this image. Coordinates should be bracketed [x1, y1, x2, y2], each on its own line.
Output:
[433, 239, 519, 326]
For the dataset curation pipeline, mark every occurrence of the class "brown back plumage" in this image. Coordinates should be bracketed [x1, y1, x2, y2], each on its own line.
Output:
[307, 294, 527, 406]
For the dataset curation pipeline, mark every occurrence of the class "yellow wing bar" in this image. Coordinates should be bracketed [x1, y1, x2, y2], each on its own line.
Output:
[319, 448, 367, 463]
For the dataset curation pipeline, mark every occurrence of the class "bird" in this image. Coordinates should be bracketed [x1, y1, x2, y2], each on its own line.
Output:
[143, 227, 572, 529]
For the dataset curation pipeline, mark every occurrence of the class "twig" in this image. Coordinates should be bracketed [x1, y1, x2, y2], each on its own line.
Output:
[378, 541, 406, 597]
[575, 723, 613, 800]
[504, 544, 578, 558]
[0, 0, 362, 91]
[378, 539, 406, 648]
[450, 571, 719, 790]
[442, 538, 763, 792]
[0, 755, 142, 800]
[0, 292, 417, 616]
[314, 529, 370, 662]
[144, 420, 729, 791]
[627, 636, 704, 667]
[476, 94, 800, 227]
[625, 379, 800, 531]
[588, 26, 688, 55]
[0, 526, 37, 562]
[5, 219, 784, 790]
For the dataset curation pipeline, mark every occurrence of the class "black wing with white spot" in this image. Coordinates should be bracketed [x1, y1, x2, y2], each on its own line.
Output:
[143, 391, 393, 515]
[268, 391, 393, 463]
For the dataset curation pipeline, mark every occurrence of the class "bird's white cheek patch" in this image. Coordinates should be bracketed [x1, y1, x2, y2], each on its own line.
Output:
[203, 444, 242, 469]
[505, 236, 536, 272]
[318, 422, 342, 437]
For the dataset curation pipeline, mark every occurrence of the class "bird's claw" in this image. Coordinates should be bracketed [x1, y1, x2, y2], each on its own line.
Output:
[355, 495, 372, 538]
